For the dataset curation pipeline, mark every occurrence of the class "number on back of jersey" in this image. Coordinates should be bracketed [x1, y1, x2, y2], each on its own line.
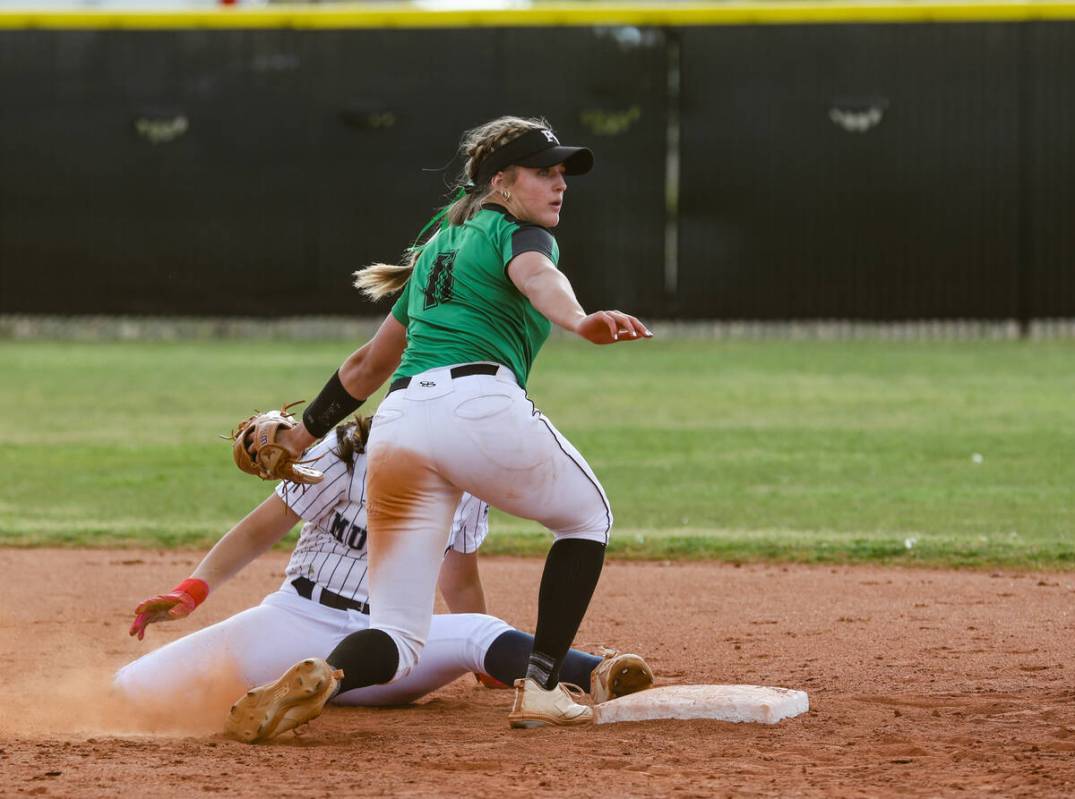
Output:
[423, 250, 457, 310]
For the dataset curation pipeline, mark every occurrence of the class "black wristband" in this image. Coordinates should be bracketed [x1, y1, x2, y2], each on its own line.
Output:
[302, 370, 364, 439]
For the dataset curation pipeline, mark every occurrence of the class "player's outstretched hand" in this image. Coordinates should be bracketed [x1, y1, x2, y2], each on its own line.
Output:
[574, 311, 652, 345]
[129, 593, 195, 640]
[128, 578, 209, 640]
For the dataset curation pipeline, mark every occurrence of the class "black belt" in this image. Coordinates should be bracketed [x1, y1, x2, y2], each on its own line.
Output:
[291, 577, 370, 615]
[387, 363, 500, 396]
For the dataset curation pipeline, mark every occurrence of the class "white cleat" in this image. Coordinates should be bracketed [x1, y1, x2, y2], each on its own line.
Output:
[590, 651, 655, 704]
[508, 677, 593, 729]
[225, 658, 343, 744]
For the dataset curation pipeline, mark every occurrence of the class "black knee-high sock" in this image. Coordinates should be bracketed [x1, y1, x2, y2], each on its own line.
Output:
[326, 628, 399, 695]
[483, 629, 602, 690]
[526, 538, 606, 690]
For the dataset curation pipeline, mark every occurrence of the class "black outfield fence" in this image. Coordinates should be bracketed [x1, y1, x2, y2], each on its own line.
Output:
[1, 5, 1074, 322]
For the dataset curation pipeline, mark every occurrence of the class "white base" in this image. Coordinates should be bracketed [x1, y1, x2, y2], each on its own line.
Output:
[593, 684, 809, 725]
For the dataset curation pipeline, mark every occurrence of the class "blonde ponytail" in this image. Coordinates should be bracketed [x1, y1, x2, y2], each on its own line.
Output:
[353, 249, 420, 302]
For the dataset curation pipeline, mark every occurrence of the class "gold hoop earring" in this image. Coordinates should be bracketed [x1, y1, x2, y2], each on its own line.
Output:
[501, 190, 511, 200]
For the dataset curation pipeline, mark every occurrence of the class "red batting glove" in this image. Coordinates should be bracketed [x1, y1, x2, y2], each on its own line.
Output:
[129, 578, 209, 641]
[474, 672, 511, 690]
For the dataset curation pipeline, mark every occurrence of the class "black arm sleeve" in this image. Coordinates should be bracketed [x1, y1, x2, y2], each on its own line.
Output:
[302, 370, 364, 439]
[510, 225, 556, 263]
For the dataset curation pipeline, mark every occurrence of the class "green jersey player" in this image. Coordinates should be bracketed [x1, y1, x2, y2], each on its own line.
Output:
[230, 115, 651, 741]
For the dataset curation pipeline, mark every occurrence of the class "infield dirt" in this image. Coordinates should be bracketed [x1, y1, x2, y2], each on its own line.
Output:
[1, 549, 1072, 798]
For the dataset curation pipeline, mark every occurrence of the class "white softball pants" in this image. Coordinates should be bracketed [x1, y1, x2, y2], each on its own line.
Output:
[365, 363, 612, 680]
[114, 588, 511, 707]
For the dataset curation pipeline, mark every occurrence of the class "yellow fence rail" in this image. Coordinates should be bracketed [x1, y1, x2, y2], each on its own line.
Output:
[3, 1, 1075, 30]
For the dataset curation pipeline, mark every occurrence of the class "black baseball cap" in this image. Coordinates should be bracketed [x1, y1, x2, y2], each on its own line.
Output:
[475, 127, 594, 184]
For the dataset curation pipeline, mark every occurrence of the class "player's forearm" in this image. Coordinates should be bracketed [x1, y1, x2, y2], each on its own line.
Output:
[517, 268, 587, 333]
[296, 313, 407, 447]
[289, 346, 389, 452]
[337, 339, 402, 400]
[292, 353, 372, 451]
[191, 495, 298, 590]
[442, 582, 488, 614]
[437, 551, 488, 614]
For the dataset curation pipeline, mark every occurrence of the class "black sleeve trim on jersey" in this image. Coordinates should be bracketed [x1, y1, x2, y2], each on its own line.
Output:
[509, 225, 556, 265]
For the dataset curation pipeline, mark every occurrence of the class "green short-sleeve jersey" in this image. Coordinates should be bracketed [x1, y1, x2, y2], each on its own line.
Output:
[389, 203, 560, 389]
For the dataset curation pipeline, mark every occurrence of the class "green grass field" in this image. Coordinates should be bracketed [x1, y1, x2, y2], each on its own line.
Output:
[2, 336, 1073, 567]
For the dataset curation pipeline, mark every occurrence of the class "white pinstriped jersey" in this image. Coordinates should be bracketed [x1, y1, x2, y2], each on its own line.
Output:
[275, 435, 490, 603]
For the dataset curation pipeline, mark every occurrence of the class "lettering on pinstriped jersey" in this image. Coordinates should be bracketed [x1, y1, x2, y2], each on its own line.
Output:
[276, 436, 490, 601]
[329, 511, 367, 550]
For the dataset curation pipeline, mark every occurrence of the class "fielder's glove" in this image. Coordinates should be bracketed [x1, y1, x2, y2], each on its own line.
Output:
[227, 402, 324, 485]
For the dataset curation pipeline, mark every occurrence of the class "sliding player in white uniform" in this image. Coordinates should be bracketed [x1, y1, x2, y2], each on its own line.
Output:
[115, 419, 652, 728]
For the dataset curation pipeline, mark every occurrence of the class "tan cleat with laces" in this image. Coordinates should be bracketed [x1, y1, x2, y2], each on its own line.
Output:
[225, 658, 343, 743]
[508, 677, 593, 728]
[590, 651, 654, 704]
